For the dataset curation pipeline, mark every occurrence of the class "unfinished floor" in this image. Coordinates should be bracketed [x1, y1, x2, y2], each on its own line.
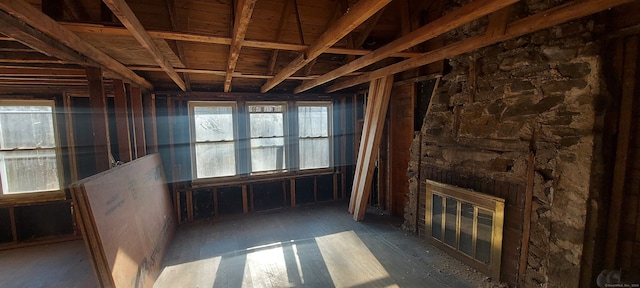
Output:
[0, 202, 488, 287]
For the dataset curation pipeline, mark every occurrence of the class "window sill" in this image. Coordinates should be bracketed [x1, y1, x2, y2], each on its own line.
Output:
[0, 190, 66, 206]
[190, 167, 336, 188]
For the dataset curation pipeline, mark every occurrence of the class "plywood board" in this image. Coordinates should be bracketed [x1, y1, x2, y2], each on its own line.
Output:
[71, 153, 176, 288]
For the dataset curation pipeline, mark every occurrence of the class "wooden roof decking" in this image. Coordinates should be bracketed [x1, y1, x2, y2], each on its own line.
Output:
[0, 0, 637, 94]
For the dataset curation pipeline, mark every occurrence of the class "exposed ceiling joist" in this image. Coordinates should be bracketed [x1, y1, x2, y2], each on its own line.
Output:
[59, 23, 422, 59]
[353, 7, 386, 49]
[294, 0, 518, 94]
[260, 0, 393, 93]
[267, 0, 296, 75]
[0, 0, 152, 90]
[327, 0, 636, 93]
[0, 10, 90, 66]
[224, 0, 258, 92]
[129, 66, 363, 80]
[102, 0, 186, 91]
[166, 0, 191, 91]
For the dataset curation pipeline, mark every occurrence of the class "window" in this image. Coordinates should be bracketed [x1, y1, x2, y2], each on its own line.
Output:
[249, 104, 285, 173]
[188, 101, 333, 180]
[0, 100, 61, 195]
[426, 180, 504, 279]
[298, 104, 331, 170]
[190, 102, 237, 178]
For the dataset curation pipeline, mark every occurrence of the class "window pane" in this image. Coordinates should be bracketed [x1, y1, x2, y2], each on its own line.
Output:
[195, 142, 235, 178]
[249, 112, 284, 138]
[193, 106, 234, 141]
[299, 138, 329, 169]
[1, 149, 59, 193]
[475, 209, 493, 264]
[0, 106, 55, 149]
[431, 194, 443, 240]
[444, 197, 458, 247]
[251, 138, 285, 172]
[298, 106, 328, 137]
[459, 202, 474, 256]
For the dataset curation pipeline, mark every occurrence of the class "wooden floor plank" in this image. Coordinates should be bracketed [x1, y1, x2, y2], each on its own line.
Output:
[0, 202, 487, 288]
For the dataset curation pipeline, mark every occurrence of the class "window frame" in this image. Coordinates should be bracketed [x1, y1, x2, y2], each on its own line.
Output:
[246, 102, 288, 175]
[188, 101, 239, 180]
[296, 101, 333, 171]
[0, 99, 65, 202]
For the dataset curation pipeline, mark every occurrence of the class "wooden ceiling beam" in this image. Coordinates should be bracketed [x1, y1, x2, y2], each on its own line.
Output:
[260, 0, 393, 93]
[295, 0, 518, 94]
[166, 0, 190, 91]
[102, 0, 185, 91]
[129, 66, 363, 80]
[59, 22, 422, 58]
[354, 7, 386, 48]
[0, 0, 152, 90]
[0, 10, 90, 66]
[0, 67, 86, 76]
[224, 0, 257, 92]
[327, 0, 635, 93]
[267, 0, 295, 75]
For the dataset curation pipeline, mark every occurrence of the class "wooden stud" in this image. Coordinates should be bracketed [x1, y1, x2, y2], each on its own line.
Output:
[294, 0, 518, 93]
[213, 188, 219, 218]
[130, 86, 146, 158]
[9, 207, 17, 243]
[223, 0, 257, 92]
[327, 0, 636, 92]
[333, 173, 338, 200]
[186, 190, 193, 222]
[605, 35, 638, 269]
[0, 0, 152, 89]
[314, 176, 318, 202]
[242, 185, 249, 214]
[291, 179, 296, 207]
[261, 0, 393, 93]
[86, 67, 111, 173]
[102, 0, 185, 91]
[174, 190, 181, 223]
[143, 93, 158, 153]
[63, 94, 79, 183]
[113, 79, 133, 163]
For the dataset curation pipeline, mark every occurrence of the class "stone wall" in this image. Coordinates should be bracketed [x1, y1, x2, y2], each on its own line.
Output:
[405, 0, 604, 287]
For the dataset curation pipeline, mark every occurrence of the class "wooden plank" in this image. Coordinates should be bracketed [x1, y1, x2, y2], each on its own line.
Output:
[86, 67, 111, 173]
[242, 185, 249, 214]
[291, 179, 296, 207]
[0, 67, 86, 77]
[102, 0, 185, 91]
[295, 0, 517, 94]
[70, 154, 176, 288]
[327, 0, 636, 92]
[186, 190, 193, 222]
[0, 0, 152, 89]
[605, 35, 638, 269]
[142, 93, 158, 154]
[349, 87, 377, 213]
[351, 75, 394, 221]
[9, 207, 16, 243]
[130, 86, 146, 158]
[60, 22, 421, 58]
[260, 0, 393, 93]
[224, 0, 257, 92]
[113, 79, 133, 163]
[518, 152, 535, 286]
[64, 94, 79, 183]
